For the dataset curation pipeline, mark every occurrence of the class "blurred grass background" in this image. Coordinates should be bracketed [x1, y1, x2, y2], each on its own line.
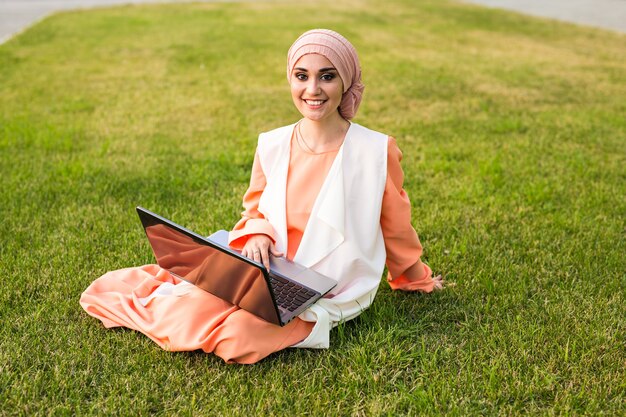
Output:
[0, 0, 624, 414]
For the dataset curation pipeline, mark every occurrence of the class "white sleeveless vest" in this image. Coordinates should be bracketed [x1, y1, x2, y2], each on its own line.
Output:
[255, 122, 389, 349]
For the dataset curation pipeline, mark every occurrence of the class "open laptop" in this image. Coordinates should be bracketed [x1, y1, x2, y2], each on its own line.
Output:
[136, 206, 336, 326]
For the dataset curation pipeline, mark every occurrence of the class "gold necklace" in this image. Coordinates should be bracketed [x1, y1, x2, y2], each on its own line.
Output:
[296, 122, 318, 154]
[296, 122, 346, 154]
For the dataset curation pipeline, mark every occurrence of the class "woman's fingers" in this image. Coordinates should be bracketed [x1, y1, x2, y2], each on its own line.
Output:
[260, 248, 271, 271]
[269, 244, 284, 258]
[245, 244, 270, 270]
[241, 235, 285, 271]
[252, 248, 262, 264]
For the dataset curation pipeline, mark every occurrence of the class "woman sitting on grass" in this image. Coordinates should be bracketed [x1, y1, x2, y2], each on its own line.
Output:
[80, 29, 443, 364]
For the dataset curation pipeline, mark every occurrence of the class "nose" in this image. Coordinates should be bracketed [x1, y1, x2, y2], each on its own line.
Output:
[305, 79, 321, 96]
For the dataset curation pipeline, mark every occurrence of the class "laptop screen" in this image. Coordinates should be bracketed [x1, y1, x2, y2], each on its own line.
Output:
[142, 219, 280, 325]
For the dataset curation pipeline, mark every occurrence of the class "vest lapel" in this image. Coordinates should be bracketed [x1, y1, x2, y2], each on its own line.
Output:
[257, 125, 294, 253]
[293, 134, 349, 268]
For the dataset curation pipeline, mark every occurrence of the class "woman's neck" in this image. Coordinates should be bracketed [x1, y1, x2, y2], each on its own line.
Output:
[299, 113, 350, 152]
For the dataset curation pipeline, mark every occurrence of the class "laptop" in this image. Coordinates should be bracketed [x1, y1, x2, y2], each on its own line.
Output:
[136, 206, 336, 326]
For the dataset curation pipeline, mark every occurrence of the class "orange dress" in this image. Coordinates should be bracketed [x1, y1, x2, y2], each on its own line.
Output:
[230, 135, 435, 291]
[80, 132, 434, 364]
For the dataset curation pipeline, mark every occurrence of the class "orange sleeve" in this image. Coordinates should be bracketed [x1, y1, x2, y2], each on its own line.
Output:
[381, 137, 435, 293]
[228, 152, 278, 249]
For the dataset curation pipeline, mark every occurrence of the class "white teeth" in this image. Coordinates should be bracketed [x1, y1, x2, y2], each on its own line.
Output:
[305, 100, 324, 105]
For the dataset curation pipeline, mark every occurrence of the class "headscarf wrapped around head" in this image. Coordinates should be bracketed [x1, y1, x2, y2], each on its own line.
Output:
[286, 29, 364, 120]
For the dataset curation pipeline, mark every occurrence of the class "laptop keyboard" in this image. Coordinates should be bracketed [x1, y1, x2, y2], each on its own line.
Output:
[269, 275, 317, 312]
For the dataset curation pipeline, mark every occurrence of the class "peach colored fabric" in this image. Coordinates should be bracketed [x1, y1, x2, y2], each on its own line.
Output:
[286, 134, 341, 259]
[81, 131, 433, 365]
[80, 265, 314, 364]
[231, 135, 435, 293]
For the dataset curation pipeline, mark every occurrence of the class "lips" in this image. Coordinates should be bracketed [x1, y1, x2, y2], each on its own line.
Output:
[304, 99, 326, 106]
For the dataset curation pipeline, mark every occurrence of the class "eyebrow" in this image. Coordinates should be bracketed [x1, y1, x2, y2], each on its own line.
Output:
[294, 67, 338, 72]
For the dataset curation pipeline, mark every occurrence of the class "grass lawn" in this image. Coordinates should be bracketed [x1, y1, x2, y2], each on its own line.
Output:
[1, 0, 625, 414]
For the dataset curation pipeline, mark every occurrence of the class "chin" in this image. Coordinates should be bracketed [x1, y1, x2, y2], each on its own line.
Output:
[298, 108, 339, 122]
[302, 113, 326, 121]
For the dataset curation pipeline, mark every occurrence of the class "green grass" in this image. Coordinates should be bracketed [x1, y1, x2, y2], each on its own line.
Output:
[1, 0, 625, 414]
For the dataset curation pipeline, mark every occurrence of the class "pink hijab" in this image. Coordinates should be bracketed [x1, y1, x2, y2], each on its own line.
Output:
[286, 29, 364, 120]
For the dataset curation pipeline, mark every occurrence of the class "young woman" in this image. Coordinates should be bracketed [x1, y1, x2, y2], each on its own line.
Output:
[80, 29, 443, 364]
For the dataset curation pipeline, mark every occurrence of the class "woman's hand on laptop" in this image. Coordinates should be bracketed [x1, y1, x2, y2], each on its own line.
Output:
[242, 234, 284, 271]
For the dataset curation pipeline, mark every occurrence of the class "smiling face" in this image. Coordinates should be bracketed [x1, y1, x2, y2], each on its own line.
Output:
[290, 54, 344, 123]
